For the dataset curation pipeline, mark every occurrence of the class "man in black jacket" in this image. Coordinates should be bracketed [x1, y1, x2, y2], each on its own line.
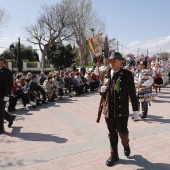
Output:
[0, 55, 16, 134]
[29, 75, 47, 104]
[99, 52, 139, 167]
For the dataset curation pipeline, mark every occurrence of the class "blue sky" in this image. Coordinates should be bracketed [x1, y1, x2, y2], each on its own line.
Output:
[1, 0, 170, 56]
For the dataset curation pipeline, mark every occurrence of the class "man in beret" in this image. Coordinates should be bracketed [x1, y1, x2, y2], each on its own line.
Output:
[98, 52, 139, 166]
[0, 55, 16, 134]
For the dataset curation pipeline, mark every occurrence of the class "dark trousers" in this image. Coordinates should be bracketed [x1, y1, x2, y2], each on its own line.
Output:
[15, 92, 29, 106]
[89, 82, 95, 91]
[141, 102, 148, 116]
[105, 116, 129, 156]
[38, 88, 46, 101]
[58, 88, 64, 97]
[0, 99, 14, 131]
[8, 96, 18, 110]
[73, 86, 80, 95]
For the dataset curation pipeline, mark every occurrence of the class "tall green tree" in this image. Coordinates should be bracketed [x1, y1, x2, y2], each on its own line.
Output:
[103, 35, 109, 57]
[47, 43, 75, 68]
[17, 38, 23, 72]
[2, 43, 39, 61]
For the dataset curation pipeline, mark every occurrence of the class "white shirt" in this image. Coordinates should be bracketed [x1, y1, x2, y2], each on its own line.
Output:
[138, 70, 153, 86]
[110, 69, 120, 79]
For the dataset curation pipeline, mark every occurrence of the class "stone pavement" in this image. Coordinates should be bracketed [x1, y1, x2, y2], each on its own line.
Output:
[0, 86, 170, 170]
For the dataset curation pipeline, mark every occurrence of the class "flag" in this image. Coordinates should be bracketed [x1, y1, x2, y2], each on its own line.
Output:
[87, 34, 102, 57]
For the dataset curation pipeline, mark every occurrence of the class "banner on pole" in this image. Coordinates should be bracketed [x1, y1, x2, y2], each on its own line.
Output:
[86, 34, 102, 57]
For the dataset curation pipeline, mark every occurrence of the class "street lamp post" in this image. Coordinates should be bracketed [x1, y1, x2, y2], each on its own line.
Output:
[9, 43, 15, 72]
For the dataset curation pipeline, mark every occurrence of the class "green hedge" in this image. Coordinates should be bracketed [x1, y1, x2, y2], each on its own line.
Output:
[22, 70, 41, 74]
[27, 62, 37, 68]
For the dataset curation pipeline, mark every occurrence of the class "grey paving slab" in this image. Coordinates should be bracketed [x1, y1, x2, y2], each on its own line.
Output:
[0, 86, 170, 170]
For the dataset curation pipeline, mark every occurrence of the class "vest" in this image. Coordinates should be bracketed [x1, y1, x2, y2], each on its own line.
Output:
[134, 68, 152, 92]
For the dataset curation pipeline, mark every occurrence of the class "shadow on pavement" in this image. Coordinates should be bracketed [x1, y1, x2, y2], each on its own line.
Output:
[120, 155, 170, 170]
[152, 99, 170, 103]
[156, 95, 170, 99]
[57, 98, 78, 103]
[143, 115, 170, 124]
[157, 91, 170, 95]
[5, 127, 68, 143]
[129, 114, 170, 124]
[12, 101, 59, 115]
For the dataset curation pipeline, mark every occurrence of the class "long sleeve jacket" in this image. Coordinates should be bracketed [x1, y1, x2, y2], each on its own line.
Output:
[0, 66, 13, 99]
[99, 68, 139, 118]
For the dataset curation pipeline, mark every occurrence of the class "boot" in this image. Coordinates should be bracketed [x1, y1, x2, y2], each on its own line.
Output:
[124, 145, 131, 156]
[140, 102, 148, 118]
[4, 110, 16, 128]
[106, 152, 119, 167]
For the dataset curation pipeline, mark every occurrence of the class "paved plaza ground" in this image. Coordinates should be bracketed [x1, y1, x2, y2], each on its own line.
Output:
[0, 85, 170, 170]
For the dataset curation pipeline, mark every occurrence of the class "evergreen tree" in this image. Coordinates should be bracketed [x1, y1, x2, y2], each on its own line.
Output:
[47, 43, 76, 68]
[103, 35, 109, 57]
[2, 43, 39, 61]
[17, 38, 23, 72]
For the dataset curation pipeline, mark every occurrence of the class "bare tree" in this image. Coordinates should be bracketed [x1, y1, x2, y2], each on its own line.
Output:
[62, 0, 105, 65]
[0, 7, 10, 31]
[25, 3, 73, 71]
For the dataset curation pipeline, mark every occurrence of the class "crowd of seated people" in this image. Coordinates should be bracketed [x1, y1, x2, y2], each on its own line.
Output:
[7, 69, 99, 113]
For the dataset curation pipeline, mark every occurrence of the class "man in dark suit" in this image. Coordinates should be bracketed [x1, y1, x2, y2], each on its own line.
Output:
[0, 55, 16, 134]
[99, 52, 139, 167]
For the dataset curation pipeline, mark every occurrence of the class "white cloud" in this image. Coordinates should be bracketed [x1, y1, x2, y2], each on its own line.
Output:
[123, 35, 170, 57]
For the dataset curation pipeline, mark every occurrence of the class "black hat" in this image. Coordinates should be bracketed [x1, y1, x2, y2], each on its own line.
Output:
[0, 55, 5, 61]
[108, 52, 124, 60]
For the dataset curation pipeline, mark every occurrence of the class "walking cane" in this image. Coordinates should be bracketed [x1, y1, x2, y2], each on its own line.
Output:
[29, 91, 40, 100]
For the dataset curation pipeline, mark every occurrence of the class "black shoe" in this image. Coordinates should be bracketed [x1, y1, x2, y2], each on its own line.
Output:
[140, 115, 147, 119]
[131, 116, 134, 119]
[8, 116, 16, 128]
[36, 102, 41, 106]
[42, 101, 48, 104]
[124, 145, 131, 156]
[7, 108, 13, 112]
[12, 108, 17, 112]
[0, 129, 5, 134]
[106, 156, 119, 167]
